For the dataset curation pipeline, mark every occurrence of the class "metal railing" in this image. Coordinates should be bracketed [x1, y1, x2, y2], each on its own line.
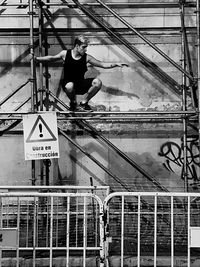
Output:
[0, 191, 105, 267]
[1, 190, 200, 266]
[104, 191, 200, 267]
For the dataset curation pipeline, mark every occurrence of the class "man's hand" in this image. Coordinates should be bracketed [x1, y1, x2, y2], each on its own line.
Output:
[29, 54, 38, 62]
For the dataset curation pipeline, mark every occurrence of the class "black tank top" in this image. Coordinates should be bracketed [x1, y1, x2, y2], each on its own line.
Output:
[63, 49, 87, 82]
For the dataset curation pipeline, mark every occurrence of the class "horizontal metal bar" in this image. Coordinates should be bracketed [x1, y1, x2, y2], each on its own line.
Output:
[96, 0, 194, 80]
[0, 185, 109, 190]
[0, 80, 30, 107]
[61, 111, 196, 115]
[0, 192, 102, 198]
[0, 116, 195, 122]
[0, 247, 101, 250]
[0, 110, 196, 115]
[104, 191, 200, 201]
[43, 2, 196, 8]
[57, 116, 192, 121]
[0, 1, 196, 8]
[0, 28, 197, 35]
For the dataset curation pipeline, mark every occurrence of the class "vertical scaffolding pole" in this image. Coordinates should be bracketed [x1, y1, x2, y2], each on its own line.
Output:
[38, 0, 44, 185]
[29, 0, 37, 185]
[36, 1, 51, 185]
[197, 0, 200, 180]
[43, 6, 51, 186]
[180, 2, 188, 192]
[29, 0, 36, 111]
[38, 0, 44, 112]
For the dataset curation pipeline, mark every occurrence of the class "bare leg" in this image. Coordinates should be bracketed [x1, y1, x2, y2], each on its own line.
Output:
[81, 78, 102, 104]
[64, 82, 77, 110]
[64, 82, 76, 103]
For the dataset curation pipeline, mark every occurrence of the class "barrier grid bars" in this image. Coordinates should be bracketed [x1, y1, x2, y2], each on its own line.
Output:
[66, 195, 70, 267]
[103, 192, 200, 267]
[137, 195, 141, 267]
[17, 197, 20, 267]
[188, 195, 190, 267]
[197, 0, 200, 181]
[154, 195, 157, 267]
[171, 196, 174, 267]
[1, 192, 200, 266]
[0, 192, 105, 267]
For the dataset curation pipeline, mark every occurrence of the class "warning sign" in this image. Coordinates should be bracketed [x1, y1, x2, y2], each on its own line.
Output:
[23, 112, 60, 160]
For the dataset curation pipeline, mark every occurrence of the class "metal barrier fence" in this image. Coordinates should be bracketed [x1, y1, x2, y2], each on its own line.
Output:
[1, 191, 200, 267]
[103, 192, 200, 267]
[0, 186, 110, 201]
[0, 192, 104, 267]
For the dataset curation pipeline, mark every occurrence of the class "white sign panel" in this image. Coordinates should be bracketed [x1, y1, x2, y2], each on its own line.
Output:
[190, 227, 200, 247]
[0, 228, 18, 247]
[23, 112, 59, 160]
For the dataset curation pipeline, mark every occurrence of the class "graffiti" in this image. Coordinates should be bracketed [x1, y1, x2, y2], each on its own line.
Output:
[158, 136, 199, 188]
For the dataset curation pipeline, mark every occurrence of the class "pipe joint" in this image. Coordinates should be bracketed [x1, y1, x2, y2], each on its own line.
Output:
[27, 11, 36, 15]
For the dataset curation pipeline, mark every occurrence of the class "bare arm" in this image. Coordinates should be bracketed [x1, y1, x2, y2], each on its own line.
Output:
[87, 54, 129, 69]
[35, 50, 66, 63]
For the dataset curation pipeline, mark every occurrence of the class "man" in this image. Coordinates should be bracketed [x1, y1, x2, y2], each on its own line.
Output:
[35, 35, 128, 111]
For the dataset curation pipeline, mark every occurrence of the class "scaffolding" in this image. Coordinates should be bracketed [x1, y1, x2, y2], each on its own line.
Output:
[0, 0, 199, 192]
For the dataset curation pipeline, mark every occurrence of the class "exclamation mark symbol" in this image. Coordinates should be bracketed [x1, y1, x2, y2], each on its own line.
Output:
[39, 123, 43, 138]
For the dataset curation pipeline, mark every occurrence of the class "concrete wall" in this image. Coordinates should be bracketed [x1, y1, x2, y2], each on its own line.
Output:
[0, 0, 198, 192]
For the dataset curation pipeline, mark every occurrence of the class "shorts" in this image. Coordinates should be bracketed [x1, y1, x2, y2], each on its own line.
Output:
[63, 78, 94, 95]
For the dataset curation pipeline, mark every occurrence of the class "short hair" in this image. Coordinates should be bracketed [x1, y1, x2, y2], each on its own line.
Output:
[74, 35, 89, 47]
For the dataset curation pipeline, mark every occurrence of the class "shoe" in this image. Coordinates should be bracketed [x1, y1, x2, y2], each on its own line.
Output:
[69, 101, 77, 111]
[79, 102, 93, 111]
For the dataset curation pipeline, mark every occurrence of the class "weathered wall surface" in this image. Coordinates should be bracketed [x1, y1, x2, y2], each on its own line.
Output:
[0, 0, 198, 191]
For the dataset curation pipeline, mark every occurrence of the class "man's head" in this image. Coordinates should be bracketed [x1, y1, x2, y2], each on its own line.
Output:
[74, 35, 89, 46]
[74, 35, 89, 55]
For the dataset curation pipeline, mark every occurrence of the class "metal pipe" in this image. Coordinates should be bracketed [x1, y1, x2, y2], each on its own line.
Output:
[0, 185, 109, 191]
[0, 116, 190, 122]
[0, 116, 191, 123]
[72, 0, 183, 93]
[0, 2, 196, 8]
[197, 0, 200, 181]
[79, 120, 169, 192]
[48, 91, 196, 116]
[180, 2, 189, 192]
[40, 4, 52, 186]
[179, 1, 194, 78]
[182, 86, 189, 193]
[0, 0, 6, 4]
[179, 0, 197, 109]
[37, 0, 44, 112]
[58, 126, 136, 192]
[29, 0, 36, 185]
[29, 0, 36, 111]
[95, 0, 193, 81]
[58, 116, 186, 121]
[0, 109, 196, 115]
[50, 91, 169, 192]
[0, 97, 31, 125]
[0, 79, 30, 107]
[57, 115, 193, 120]
[36, 0, 45, 185]
[42, 16, 50, 111]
